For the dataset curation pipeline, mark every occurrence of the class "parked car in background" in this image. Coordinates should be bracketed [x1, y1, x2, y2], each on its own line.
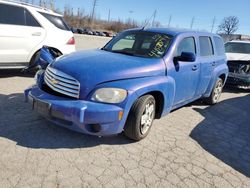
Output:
[98, 32, 106, 37]
[76, 28, 84, 34]
[71, 27, 78, 34]
[92, 31, 98, 36]
[94, 31, 106, 37]
[0, 1, 75, 69]
[83, 28, 94, 35]
[25, 28, 228, 141]
[103, 31, 113, 37]
[225, 41, 250, 87]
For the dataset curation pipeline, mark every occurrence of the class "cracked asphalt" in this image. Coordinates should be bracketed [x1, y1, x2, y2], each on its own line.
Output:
[0, 36, 250, 187]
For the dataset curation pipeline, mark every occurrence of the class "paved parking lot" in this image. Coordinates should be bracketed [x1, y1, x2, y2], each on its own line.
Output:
[0, 36, 250, 187]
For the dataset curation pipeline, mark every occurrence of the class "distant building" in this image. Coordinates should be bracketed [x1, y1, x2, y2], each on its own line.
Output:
[220, 34, 250, 42]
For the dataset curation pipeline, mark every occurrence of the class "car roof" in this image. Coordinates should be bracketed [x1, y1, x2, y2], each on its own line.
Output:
[226, 40, 250, 44]
[0, 0, 62, 17]
[126, 27, 218, 37]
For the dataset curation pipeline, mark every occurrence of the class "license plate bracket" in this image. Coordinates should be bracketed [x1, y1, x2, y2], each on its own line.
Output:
[33, 99, 51, 117]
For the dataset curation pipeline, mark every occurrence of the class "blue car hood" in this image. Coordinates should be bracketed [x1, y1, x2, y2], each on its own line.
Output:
[50, 50, 166, 98]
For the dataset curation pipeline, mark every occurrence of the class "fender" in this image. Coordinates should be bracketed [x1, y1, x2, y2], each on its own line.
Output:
[24, 46, 62, 71]
[90, 76, 176, 132]
[203, 64, 229, 97]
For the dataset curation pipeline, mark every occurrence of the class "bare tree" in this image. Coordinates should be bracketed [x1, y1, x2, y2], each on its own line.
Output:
[218, 16, 239, 35]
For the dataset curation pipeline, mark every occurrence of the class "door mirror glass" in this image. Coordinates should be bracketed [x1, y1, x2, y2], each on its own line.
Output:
[174, 52, 196, 62]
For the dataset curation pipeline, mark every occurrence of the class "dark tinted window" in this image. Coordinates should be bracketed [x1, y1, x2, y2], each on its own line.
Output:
[176, 37, 196, 56]
[0, 4, 25, 25]
[39, 12, 70, 31]
[225, 42, 250, 54]
[213, 36, 225, 56]
[199, 36, 214, 57]
[25, 10, 41, 27]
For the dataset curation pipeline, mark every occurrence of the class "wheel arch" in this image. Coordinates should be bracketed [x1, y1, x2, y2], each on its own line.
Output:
[29, 47, 62, 64]
[141, 91, 165, 119]
[219, 73, 227, 85]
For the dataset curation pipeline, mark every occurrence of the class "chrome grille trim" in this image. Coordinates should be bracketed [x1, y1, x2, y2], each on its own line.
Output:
[44, 66, 80, 98]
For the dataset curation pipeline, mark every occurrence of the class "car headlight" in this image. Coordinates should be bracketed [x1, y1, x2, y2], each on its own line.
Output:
[91, 88, 127, 104]
[238, 64, 250, 74]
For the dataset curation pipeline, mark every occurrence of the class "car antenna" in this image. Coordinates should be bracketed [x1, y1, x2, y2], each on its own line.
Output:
[141, 11, 155, 30]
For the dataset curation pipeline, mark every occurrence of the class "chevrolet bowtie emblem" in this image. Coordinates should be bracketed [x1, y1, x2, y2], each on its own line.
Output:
[51, 79, 59, 85]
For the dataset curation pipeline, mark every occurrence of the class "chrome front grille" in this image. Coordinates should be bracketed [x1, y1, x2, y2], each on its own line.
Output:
[44, 66, 80, 98]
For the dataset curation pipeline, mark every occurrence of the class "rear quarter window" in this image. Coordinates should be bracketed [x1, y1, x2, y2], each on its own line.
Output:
[38, 12, 70, 31]
[213, 36, 225, 56]
[199, 36, 214, 57]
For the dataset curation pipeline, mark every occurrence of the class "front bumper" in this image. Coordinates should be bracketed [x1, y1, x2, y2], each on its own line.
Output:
[227, 72, 250, 86]
[24, 86, 124, 136]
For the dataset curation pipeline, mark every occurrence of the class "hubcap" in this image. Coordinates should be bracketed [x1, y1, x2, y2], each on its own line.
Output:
[213, 81, 223, 102]
[140, 101, 155, 135]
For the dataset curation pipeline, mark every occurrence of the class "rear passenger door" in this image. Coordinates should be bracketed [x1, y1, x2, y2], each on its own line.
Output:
[172, 37, 200, 105]
[195, 36, 215, 95]
[0, 3, 45, 64]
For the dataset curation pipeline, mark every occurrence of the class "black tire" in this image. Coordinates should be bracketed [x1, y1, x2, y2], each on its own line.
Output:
[124, 95, 156, 141]
[204, 78, 223, 105]
[25, 51, 41, 74]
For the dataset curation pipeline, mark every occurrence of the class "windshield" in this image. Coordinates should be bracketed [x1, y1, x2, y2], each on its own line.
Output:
[102, 31, 172, 58]
[225, 42, 250, 54]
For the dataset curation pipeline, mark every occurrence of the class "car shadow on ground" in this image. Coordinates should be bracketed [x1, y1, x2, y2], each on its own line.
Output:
[190, 93, 250, 177]
[0, 93, 133, 149]
[0, 69, 35, 78]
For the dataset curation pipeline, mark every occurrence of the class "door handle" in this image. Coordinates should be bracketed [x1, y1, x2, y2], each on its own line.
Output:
[192, 65, 198, 71]
[211, 62, 216, 67]
[31, 32, 41, 36]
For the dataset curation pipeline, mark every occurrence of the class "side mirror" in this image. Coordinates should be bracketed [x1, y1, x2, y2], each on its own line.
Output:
[174, 52, 196, 62]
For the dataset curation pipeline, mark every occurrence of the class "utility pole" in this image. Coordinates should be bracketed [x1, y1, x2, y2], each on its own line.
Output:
[168, 14, 172, 28]
[108, 9, 111, 22]
[190, 17, 195, 29]
[90, 0, 98, 24]
[152, 9, 157, 27]
[211, 17, 216, 33]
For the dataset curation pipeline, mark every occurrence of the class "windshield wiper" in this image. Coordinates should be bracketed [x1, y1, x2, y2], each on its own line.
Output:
[111, 50, 134, 56]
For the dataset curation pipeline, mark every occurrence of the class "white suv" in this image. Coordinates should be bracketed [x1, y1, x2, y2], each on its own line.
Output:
[0, 0, 75, 69]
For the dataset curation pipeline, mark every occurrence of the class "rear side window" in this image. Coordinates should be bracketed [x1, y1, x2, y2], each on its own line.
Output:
[0, 4, 25, 25]
[38, 12, 70, 31]
[199, 36, 214, 57]
[25, 10, 41, 27]
[213, 36, 225, 56]
[176, 37, 196, 56]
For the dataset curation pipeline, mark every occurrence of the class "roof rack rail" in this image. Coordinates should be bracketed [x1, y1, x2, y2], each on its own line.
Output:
[6, 0, 54, 12]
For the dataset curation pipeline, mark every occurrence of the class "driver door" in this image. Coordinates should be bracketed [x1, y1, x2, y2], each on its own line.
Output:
[170, 37, 201, 105]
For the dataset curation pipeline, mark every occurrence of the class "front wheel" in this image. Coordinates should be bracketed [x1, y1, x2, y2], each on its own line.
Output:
[124, 95, 156, 141]
[204, 78, 224, 105]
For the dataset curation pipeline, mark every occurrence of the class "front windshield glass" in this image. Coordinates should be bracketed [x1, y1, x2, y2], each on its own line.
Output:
[103, 31, 172, 58]
[225, 42, 250, 54]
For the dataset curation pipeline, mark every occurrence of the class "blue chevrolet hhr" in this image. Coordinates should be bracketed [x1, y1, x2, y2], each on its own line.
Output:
[25, 28, 228, 141]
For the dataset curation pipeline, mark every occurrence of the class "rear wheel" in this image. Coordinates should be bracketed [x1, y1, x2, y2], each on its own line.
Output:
[124, 95, 156, 141]
[23, 51, 41, 74]
[204, 78, 223, 105]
